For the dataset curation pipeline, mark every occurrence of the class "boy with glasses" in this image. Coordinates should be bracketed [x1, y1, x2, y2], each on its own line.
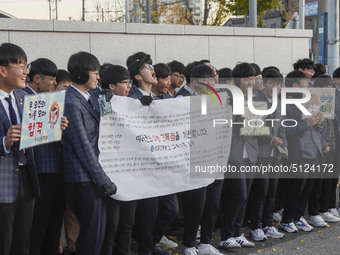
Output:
[167, 60, 185, 96]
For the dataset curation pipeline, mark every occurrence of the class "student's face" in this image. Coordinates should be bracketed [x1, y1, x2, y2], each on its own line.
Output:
[263, 79, 281, 99]
[109, 79, 132, 97]
[37, 75, 56, 93]
[204, 62, 219, 81]
[239, 76, 255, 95]
[154, 76, 171, 95]
[191, 77, 215, 95]
[59, 81, 71, 90]
[0, 62, 29, 92]
[293, 79, 308, 88]
[299, 67, 314, 79]
[138, 63, 157, 85]
[254, 74, 263, 92]
[86, 70, 100, 90]
[170, 72, 184, 88]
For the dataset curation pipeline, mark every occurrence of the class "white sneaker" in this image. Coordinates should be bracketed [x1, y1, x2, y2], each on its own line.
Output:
[295, 217, 313, 231]
[321, 212, 340, 223]
[273, 212, 282, 222]
[198, 244, 223, 255]
[263, 226, 284, 238]
[235, 234, 255, 247]
[184, 247, 199, 255]
[280, 222, 298, 233]
[156, 236, 178, 248]
[329, 208, 340, 218]
[249, 228, 267, 241]
[218, 237, 241, 249]
[309, 215, 328, 227]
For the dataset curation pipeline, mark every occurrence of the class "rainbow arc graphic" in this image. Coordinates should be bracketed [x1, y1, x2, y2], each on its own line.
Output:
[195, 81, 223, 106]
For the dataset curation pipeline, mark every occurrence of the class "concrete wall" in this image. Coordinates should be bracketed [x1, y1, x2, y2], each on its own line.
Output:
[0, 19, 312, 75]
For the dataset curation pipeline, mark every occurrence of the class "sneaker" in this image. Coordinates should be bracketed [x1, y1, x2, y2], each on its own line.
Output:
[184, 247, 198, 255]
[321, 212, 340, 223]
[235, 234, 255, 247]
[218, 237, 241, 249]
[156, 236, 178, 248]
[295, 217, 314, 231]
[153, 247, 170, 255]
[280, 222, 298, 233]
[273, 212, 282, 222]
[198, 244, 223, 255]
[263, 226, 284, 239]
[309, 215, 328, 227]
[249, 228, 267, 241]
[329, 208, 340, 218]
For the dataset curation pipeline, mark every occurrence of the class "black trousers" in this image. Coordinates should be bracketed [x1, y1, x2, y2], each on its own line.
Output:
[247, 157, 280, 229]
[220, 159, 254, 240]
[101, 199, 136, 255]
[29, 174, 65, 255]
[0, 166, 35, 255]
[154, 194, 179, 243]
[66, 182, 107, 255]
[134, 197, 158, 255]
[282, 158, 318, 223]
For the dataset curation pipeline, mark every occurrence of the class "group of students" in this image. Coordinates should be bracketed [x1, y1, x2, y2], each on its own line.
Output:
[0, 42, 340, 255]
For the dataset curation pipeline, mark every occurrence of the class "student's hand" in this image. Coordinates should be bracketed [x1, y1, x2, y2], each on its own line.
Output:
[5, 124, 21, 148]
[102, 181, 117, 195]
[100, 89, 114, 102]
[272, 137, 283, 147]
[306, 113, 320, 127]
[316, 112, 324, 125]
[323, 146, 330, 154]
[140, 95, 153, 106]
[60, 116, 68, 131]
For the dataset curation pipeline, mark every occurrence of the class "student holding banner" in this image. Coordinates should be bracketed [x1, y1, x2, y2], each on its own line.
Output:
[23, 58, 68, 255]
[62, 52, 117, 255]
[176, 64, 224, 255]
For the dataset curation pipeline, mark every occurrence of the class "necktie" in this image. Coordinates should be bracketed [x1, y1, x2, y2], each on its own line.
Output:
[4, 95, 18, 125]
[4, 95, 27, 165]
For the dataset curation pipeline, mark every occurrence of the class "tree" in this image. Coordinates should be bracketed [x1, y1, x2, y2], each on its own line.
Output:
[221, 0, 281, 27]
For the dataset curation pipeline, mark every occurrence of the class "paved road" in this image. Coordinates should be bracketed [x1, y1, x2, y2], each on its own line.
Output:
[131, 221, 340, 255]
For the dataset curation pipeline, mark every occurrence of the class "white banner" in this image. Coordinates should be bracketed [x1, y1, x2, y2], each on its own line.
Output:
[98, 94, 232, 201]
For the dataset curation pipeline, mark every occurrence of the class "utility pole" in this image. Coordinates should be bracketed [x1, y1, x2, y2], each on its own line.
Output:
[146, 0, 151, 23]
[328, 0, 339, 74]
[125, 0, 129, 23]
[249, 0, 257, 27]
[48, 0, 52, 20]
[299, 0, 305, 29]
[55, 0, 58, 20]
[82, 0, 85, 21]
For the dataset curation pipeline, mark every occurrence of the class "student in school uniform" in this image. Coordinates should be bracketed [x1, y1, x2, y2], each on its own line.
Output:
[62, 51, 117, 255]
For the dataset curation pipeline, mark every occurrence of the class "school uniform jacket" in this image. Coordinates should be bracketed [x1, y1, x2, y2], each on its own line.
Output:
[0, 89, 40, 203]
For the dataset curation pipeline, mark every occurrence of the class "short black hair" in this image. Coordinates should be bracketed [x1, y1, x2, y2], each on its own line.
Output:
[285, 70, 307, 87]
[312, 63, 326, 78]
[0, 43, 27, 66]
[333, 67, 340, 78]
[56, 69, 71, 84]
[218, 68, 233, 79]
[313, 75, 334, 88]
[293, 58, 314, 70]
[262, 69, 282, 84]
[184, 61, 204, 83]
[28, 58, 58, 82]
[126, 52, 151, 67]
[232, 62, 256, 87]
[262, 66, 280, 76]
[250, 63, 261, 76]
[154, 63, 171, 79]
[199, 59, 210, 64]
[67, 51, 100, 73]
[167, 60, 185, 74]
[191, 64, 214, 79]
[101, 65, 130, 90]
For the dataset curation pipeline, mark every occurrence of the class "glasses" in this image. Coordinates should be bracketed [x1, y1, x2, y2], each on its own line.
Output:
[118, 80, 133, 86]
[172, 73, 185, 80]
[4, 63, 31, 72]
[139, 64, 153, 72]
